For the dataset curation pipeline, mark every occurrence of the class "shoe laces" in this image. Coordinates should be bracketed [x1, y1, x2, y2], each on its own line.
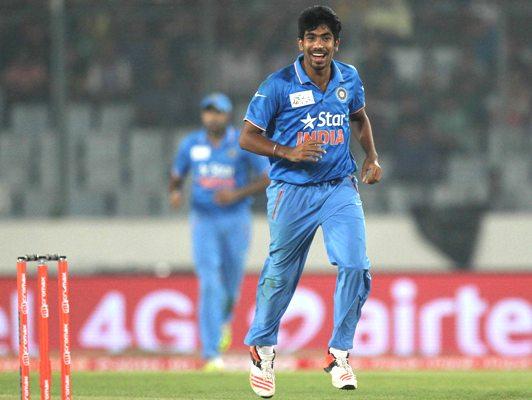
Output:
[260, 359, 274, 382]
[336, 356, 353, 374]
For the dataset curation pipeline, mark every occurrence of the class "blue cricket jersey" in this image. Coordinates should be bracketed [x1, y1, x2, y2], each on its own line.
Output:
[172, 126, 270, 213]
[244, 54, 366, 185]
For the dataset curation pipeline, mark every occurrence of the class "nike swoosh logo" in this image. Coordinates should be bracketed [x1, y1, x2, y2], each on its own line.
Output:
[254, 92, 267, 98]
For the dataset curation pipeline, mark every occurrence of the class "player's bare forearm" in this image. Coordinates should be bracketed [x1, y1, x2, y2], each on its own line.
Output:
[168, 175, 184, 193]
[350, 108, 378, 160]
[240, 121, 325, 162]
[239, 121, 278, 157]
[168, 175, 185, 208]
[214, 174, 270, 205]
[350, 108, 382, 184]
[237, 173, 270, 198]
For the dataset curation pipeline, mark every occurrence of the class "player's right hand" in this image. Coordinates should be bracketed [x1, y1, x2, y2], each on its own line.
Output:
[169, 190, 183, 209]
[284, 140, 326, 163]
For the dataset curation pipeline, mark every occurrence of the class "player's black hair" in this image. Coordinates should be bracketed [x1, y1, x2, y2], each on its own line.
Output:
[298, 5, 342, 40]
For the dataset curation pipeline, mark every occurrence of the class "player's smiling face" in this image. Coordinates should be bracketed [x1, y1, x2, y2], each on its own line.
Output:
[298, 24, 339, 71]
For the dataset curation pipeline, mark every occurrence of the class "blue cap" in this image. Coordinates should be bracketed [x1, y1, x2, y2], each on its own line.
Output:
[200, 92, 233, 113]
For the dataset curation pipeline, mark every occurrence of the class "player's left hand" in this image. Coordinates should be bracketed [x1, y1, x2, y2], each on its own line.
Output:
[361, 157, 382, 184]
[214, 189, 241, 205]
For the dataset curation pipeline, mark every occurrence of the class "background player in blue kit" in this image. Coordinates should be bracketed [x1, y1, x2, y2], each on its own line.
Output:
[169, 93, 270, 370]
[239, 6, 382, 397]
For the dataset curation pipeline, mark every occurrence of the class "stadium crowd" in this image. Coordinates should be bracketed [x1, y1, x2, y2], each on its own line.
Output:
[0, 0, 530, 215]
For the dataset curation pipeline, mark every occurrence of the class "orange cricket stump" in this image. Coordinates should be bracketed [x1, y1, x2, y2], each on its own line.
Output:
[58, 257, 72, 400]
[37, 262, 51, 400]
[17, 257, 31, 400]
[17, 254, 73, 400]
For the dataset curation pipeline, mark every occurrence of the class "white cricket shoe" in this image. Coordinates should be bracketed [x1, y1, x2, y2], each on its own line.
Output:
[203, 356, 225, 372]
[323, 348, 357, 390]
[249, 346, 275, 398]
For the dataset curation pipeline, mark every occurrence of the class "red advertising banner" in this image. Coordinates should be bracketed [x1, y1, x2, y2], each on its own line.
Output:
[0, 273, 531, 359]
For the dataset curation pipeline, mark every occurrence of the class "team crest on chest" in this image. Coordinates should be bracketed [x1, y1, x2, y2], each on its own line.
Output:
[335, 87, 348, 102]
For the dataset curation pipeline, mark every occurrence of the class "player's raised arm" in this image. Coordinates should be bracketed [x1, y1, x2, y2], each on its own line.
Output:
[239, 120, 326, 163]
[350, 108, 382, 184]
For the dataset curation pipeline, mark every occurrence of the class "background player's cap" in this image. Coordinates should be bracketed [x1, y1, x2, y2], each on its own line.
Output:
[200, 92, 233, 113]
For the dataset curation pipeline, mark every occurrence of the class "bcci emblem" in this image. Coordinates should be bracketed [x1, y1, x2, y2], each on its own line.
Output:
[336, 87, 348, 102]
[227, 148, 237, 159]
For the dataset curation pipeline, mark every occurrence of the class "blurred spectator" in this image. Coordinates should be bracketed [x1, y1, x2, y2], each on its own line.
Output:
[446, 56, 489, 155]
[468, 1, 499, 72]
[218, 47, 261, 99]
[67, 15, 100, 99]
[394, 120, 439, 184]
[487, 69, 531, 151]
[362, 0, 413, 40]
[135, 66, 183, 128]
[501, 71, 530, 133]
[122, 19, 152, 93]
[85, 40, 132, 102]
[393, 93, 441, 183]
[18, 22, 49, 62]
[360, 37, 398, 153]
[360, 38, 395, 95]
[431, 97, 477, 154]
[1, 51, 48, 103]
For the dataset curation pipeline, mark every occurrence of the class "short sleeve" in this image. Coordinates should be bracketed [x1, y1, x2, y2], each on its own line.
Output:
[246, 151, 270, 176]
[244, 77, 280, 131]
[171, 137, 191, 178]
[349, 68, 366, 114]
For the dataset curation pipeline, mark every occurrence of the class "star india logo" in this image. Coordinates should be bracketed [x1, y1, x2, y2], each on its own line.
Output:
[336, 87, 348, 102]
[297, 111, 347, 146]
[300, 113, 317, 130]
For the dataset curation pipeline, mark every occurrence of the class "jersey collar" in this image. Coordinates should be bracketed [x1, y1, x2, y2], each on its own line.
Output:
[293, 54, 344, 87]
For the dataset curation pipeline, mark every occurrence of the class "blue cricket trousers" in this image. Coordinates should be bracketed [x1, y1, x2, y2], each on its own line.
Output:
[245, 176, 371, 351]
[191, 209, 250, 359]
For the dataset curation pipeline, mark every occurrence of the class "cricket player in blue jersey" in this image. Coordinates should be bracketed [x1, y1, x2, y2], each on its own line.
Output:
[239, 6, 382, 397]
[169, 93, 270, 370]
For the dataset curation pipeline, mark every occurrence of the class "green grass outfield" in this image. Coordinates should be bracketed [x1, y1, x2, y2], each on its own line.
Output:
[1, 371, 531, 400]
